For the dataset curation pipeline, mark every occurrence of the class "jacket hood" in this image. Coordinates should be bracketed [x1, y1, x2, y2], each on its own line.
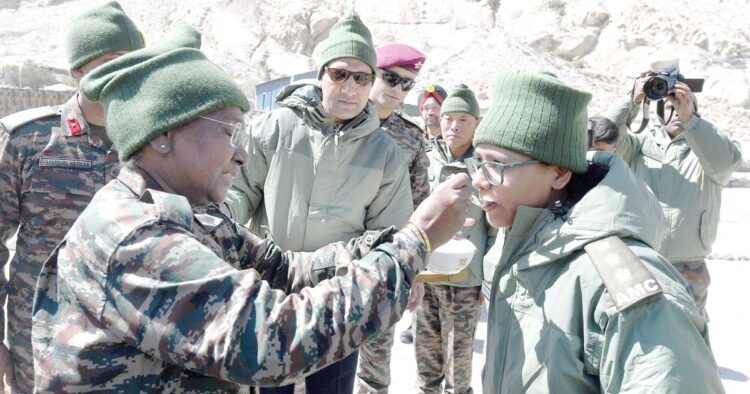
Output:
[275, 83, 379, 140]
[507, 151, 668, 270]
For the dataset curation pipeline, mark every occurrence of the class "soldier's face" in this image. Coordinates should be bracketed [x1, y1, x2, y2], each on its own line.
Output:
[370, 67, 416, 112]
[440, 112, 478, 156]
[421, 98, 441, 127]
[471, 144, 569, 228]
[320, 58, 373, 124]
[167, 107, 248, 205]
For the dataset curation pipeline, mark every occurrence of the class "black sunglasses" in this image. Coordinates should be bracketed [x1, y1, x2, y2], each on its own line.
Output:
[325, 67, 374, 87]
[379, 69, 416, 91]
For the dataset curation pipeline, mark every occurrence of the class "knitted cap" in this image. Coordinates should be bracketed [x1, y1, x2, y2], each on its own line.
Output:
[316, 9, 376, 79]
[65, 1, 144, 72]
[440, 84, 480, 118]
[418, 83, 447, 110]
[376, 43, 425, 74]
[473, 73, 591, 173]
[81, 26, 250, 160]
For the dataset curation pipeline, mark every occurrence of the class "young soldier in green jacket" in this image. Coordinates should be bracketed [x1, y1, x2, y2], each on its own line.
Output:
[415, 84, 494, 394]
[470, 72, 723, 393]
[605, 70, 743, 319]
[0, 3, 144, 391]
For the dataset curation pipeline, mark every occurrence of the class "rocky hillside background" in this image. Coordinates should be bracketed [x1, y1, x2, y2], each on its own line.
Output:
[1, 0, 749, 143]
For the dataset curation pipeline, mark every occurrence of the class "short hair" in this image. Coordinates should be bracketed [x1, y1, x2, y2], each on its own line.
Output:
[590, 116, 618, 145]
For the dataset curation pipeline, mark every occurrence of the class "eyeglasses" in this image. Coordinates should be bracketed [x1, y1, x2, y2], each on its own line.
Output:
[465, 157, 540, 185]
[379, 69, 416, 91]
[198, 116, 248, 148]
[325, 67, 374, 87]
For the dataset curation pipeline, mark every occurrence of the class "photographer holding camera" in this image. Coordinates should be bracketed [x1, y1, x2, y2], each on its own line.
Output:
[605, 67, 743, 319]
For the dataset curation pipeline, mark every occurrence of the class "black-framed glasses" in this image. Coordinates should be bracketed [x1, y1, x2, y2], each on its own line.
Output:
[325, 67, 374, 87]
[465, 157, 540, 185]
[379, 69, 416, 91]
[198, 116, 248, 148]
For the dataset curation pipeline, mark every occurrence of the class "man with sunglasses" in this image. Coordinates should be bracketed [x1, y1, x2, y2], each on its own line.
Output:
[0, 2, 144, 392]
[355, 43, 431, 394]
[604, 68, 743, 320]
[227, 9, 412, 394]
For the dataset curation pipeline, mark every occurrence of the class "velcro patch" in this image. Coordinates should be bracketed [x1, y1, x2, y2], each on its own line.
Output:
[585, 236, 663, 311]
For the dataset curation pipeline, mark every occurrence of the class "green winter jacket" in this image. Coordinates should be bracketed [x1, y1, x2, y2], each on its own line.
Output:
[605, 95, 743, 263]
[426, 141, 496, 287]
[226, 84, 413, 251]
[483, 151, 724, 393]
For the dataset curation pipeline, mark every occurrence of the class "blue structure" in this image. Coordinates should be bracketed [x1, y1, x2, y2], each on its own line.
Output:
[255, 70, 317, 112]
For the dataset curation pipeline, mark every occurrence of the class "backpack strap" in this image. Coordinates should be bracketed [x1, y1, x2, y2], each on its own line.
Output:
[584, 236, 663, 311]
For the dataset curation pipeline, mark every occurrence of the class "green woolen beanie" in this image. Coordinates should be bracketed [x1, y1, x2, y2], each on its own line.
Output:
[80, 25, 250, 161]
[65, 1, 145, 73]
[316, 9, 377, 79]
[440, 84, 480, 118]
[473, 72, 592, 173]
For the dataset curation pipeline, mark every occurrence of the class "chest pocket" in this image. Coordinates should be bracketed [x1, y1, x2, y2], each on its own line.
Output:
[29, 157, 97, 196]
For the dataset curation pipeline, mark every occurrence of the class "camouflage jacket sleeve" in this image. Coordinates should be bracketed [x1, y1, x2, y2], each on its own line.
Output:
[235, 224, 399, 293]
[0, 128, 22, 342]
[410, 137, 431, 208]
[104, 224, 427, 386]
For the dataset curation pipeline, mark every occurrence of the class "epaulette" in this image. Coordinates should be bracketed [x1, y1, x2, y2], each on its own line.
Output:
[584, 236, 663, 312]
[141, 189, 194, 231]
[0, 106, 58, 135]
[396, 112, 424, 132]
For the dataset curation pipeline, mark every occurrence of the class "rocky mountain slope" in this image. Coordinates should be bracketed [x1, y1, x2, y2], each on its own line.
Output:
[1, 0, 749, 141]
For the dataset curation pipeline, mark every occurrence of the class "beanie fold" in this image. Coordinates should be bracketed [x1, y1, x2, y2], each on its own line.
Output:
[473, 73, 592, 173]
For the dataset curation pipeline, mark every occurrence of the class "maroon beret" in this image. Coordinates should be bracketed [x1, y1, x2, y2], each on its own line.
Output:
[376, 43, 426, 74]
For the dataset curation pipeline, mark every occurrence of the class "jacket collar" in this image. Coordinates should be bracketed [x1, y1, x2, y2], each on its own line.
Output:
[116, 164, 165, 201]
[276, 83, 379, 140]
[59, 93, 111, 150]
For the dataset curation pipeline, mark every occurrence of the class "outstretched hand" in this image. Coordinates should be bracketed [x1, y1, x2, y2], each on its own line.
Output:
[408, 173, 472, 250]
[665, 81, 695, 123]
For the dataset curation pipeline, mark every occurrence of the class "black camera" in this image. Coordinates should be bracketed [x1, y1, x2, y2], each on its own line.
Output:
[643, 67, 704, 100]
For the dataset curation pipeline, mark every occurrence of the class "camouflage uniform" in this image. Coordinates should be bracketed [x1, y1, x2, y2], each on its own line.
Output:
[379, 112, 431, 207]
[416, 284, 480, 394]
[31, 165, 428, 393]
[356, 111, 430, 393]
[0, 94, 118, 393]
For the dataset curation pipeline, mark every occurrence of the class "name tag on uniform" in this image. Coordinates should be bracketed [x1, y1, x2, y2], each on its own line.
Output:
[39, 157, 93, 170]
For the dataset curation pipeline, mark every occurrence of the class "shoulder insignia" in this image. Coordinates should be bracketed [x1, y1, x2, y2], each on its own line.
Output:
[0, 106, 58, 135]
[141, 189, 194, 230]
[584, 236, 663, 311]
[396, 112, 423, 132]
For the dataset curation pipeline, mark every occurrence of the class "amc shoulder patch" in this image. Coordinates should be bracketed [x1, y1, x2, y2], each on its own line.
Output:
[0, 106, 58, 135]
[584, 236, 663, 311]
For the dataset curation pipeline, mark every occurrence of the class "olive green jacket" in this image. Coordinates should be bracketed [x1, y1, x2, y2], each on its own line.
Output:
[426, 140, 496, 287]
[605, 95, 743, 263]
[483, 151, 723, 393]
[226, 84, 413, 251]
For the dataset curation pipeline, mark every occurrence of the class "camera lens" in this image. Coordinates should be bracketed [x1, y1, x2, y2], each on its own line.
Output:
[645, 76, 670, 100]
